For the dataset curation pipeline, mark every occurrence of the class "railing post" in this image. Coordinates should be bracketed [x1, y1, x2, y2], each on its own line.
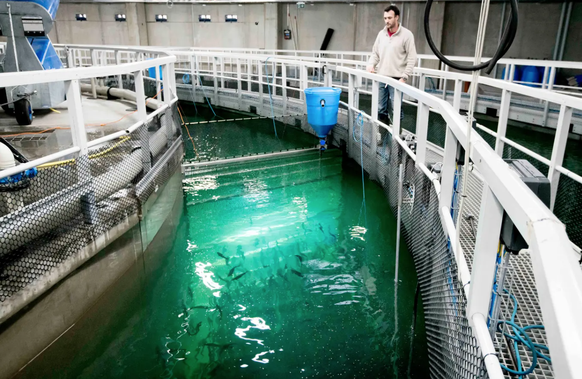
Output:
[300, 65, 308, 101]
[348, 73, 357, 155]
[393, 88, 402, 136]
[67, 79, 96, 224]
[453, 79, 462, 112]
[236, 58, 242, 106]
[220, 57, 225, 89]
[439, 127, 458, 212]
[162, 64, 174, 146]
[548, 105, 573, 210]
[66, 46, 75, 68]
[247, 58, 252, 93]
[282, 62, 287, 114]
[134, 70, 151, 174]
[415, 102, 429, 165]
[419, 73, 425, 92]
[212, 57, 218, 104]
[115, 50, 123, 89]
[258, 61, 264, 114]
[494, 90, 512, 156]
[508, 64, 515, 83]
[467, 185, 504, 327]
[441, 65, 449, 100]
[90, 49, 97, 99]
[542, 67, 557, 127]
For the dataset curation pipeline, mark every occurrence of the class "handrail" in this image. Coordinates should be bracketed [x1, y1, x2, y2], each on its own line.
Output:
[0, 56, 175, 87]
[416, 67, 582, 110]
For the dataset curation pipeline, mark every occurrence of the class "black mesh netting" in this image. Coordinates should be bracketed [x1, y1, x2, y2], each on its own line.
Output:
[0, 106, 182, 303]
[328, 110, 487, 379]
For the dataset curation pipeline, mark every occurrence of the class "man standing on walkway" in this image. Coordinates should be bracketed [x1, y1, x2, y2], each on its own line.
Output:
[366, 5, 417, 123]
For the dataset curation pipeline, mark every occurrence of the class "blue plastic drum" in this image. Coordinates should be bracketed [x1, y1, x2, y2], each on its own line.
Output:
[304, 87, 341, 138]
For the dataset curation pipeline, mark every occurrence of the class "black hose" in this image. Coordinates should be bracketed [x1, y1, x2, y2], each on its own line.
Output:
[424, 0, 519, 74]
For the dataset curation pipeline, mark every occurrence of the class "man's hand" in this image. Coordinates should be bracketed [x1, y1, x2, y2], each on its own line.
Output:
[366, 65, 375, 73]
[399, 78, 406, 83]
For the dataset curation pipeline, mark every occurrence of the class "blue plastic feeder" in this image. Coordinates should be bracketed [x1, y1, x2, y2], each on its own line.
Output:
[304, 87, 341, 143]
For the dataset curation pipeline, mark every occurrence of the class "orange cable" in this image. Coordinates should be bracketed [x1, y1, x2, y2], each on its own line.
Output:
[1, 126, 70, 138]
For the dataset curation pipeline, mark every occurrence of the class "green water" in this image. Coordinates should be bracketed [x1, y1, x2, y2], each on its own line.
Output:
[16, 104, 429, 378]
[181, 103, 317, 163]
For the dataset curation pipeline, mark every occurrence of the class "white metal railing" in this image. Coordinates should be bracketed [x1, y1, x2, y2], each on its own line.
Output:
[3, 45, 582, 378]
[0, 52, 178, 181]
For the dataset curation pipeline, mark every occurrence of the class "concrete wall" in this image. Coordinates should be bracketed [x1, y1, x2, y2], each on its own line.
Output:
[49, 1, 581, 65]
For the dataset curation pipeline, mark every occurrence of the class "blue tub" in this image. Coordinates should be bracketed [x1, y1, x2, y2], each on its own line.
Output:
[521, 65, 541, 87]
[304, 87, 341, 138]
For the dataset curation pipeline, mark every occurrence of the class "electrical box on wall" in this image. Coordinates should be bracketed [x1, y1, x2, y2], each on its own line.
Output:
[284, 29, 292, 40]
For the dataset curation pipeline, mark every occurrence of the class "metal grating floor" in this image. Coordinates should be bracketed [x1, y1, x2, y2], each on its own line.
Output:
[456, 166, 554, 379]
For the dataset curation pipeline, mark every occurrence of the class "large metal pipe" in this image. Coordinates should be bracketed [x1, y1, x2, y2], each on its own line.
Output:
[79, 84, 162, 110]
[0, 149, 142, 256]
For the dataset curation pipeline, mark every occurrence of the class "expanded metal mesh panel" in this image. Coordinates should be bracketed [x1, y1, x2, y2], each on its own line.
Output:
[553, 174, 582, 250]
[330, 121, 486, 379]
[0, 107, 182, 304]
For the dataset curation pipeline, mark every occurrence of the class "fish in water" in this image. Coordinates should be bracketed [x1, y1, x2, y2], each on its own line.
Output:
[295, 254, 304, 263]
[236, 245, 245, 259]
[228, 264, 240, 277]
[204, 342, 237, 356]
[232, 271, 248, 281]
[328, 225, 338, 241]
[290, 269, 304, 278]
[254, 238, 260, 247]
[217, 252, 229, 265]
[318, 223, 325, 233]
[189, 321, 203, 336]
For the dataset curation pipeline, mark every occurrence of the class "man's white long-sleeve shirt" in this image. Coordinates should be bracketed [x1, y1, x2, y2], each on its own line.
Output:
[368, 25, 417, 81]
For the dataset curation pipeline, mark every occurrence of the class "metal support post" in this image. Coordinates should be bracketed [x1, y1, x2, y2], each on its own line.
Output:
[282, 63, 288, 114]
[415, 102, 429, 166]
[494, 90, 511, 155]
[115, 51, 123, 89]
[467, 185, 504, 328]
[236, 58, 242, 104]
[134, 70, 151, 173]
[453, 79, 462, 112]
[213, 57, 218, 104]
[393, 89, 402, 136]
[542, 67, 557, 127]
[66, 79, 96, 224]
[548, 105, 573, 210]
[162, 64, 174, 146]
[439, 127, 458, 212]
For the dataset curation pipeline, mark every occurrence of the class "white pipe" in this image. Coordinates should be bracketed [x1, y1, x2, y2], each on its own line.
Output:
[553, 2, 568, 61]
[558, 2, 573, 62]
[79, 84, 162, 110]
[0, 143, 15, 170]
[6, 4, 19, 73]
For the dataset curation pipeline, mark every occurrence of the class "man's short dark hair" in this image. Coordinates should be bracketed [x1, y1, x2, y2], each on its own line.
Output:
[384, 5, 400, 17]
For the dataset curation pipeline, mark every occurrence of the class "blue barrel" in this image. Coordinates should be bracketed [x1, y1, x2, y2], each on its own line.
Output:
[501, 66, 522, 82]
[12, 0, 60, 19]
[521, 65, 541, 87]
[304, 87, 341, 138]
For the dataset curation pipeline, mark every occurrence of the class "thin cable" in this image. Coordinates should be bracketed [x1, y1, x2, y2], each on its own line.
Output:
[194, 67, 218, 118]
[177, 102, 199, 160]
[182, 73, 198, 114]
[354, 113, 367, 227]
[424, 0, 519, 74]
[264, 57, 279, 139]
